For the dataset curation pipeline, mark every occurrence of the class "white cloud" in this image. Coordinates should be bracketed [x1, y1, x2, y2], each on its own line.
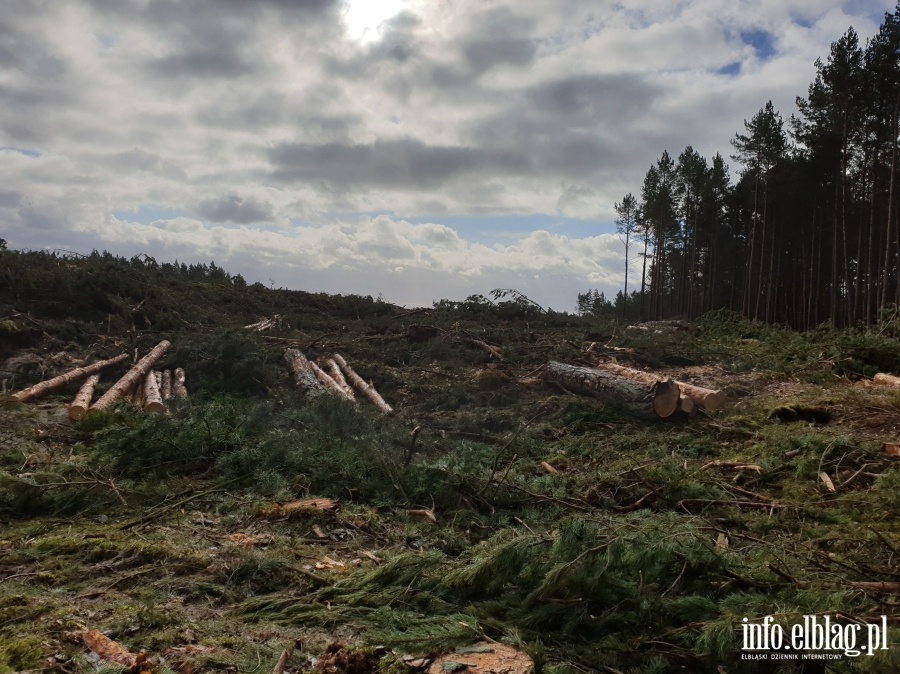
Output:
[0, 0, 893, 307]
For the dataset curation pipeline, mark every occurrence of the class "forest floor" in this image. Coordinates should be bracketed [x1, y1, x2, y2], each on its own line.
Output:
[3, 281, 900, 674]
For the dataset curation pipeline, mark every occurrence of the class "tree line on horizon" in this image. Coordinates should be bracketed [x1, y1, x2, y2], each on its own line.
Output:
[588, 4, 900, 329]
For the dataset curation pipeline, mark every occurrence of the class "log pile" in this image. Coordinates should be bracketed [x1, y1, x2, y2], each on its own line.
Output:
[283, 349, 393, 414]
[542, 360, 725, 418]
[9, 341, 190, 418]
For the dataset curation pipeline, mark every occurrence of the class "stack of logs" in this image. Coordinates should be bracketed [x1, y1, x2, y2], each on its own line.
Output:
[542, 360, 725, 419]
[284, 349, 393, 414]
[10, 340, 188, 419]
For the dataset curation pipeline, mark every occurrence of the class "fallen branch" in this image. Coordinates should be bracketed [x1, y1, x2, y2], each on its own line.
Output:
[119, 486, 230, 530]
[244, 315, 282, 332]
[700, 461, 762, 473]
[677, 499, 788, 510]
[848, 581, 900, 594]
[13, 353, 129, 403]
[79, 630, 147, 672]
[459, 336, 504, 361]
[272, 644, 294, 674]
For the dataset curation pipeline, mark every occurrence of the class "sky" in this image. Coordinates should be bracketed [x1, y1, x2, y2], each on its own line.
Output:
[0, 0, 894, 311]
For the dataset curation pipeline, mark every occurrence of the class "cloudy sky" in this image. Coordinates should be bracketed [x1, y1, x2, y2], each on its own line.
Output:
[0, 0, 892, 310]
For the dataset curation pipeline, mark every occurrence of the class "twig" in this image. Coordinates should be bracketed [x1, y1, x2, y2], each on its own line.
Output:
[677, 499, 789, 510]
[272, 644, 294, 674]
[869, 526, 900, 556]
[406, 426, 422, 467]
[477, 410, 545, 497]
[118, 485, 232, 530]
[0, 572, 41, 584]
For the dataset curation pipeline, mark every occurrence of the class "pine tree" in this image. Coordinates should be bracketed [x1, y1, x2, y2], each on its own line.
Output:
[614, 194, 638, 316]
[731, 101, 788, 321]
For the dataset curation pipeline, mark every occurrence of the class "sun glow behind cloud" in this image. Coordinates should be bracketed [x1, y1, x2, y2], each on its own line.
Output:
[343, 0, 408, 42]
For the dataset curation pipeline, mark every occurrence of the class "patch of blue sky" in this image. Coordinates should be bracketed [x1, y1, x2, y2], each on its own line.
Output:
[0, 146, 40, 157]
[717, 61, 741, 76]
[740, 29, 776, 60]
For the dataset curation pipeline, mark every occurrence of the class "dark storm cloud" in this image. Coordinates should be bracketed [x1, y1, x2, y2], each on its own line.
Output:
[196, 194, 274, 224]
[268, 139, 530, 189]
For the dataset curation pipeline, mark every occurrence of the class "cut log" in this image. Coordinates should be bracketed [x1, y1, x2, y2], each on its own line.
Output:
[284, 349, 325, 398]
[873, 373, 900, 387]
[333, 353, 394, 414]
[172, 367, 188, 398]
[68, 374, 101, 420]
[592, 361, 726, 412]
[160, 369, 172, 400]
[310, 361, 354, 401]
[134, 378, 147, 408]
[142, 369, 166, 414]
[543, 361, 680, 419]
[325, 358, 355, 400]
[676, 380, 726, 412]
[12, 353, 129, 403]
[679, 393, 696, 416]
[91, 341, 171, 412]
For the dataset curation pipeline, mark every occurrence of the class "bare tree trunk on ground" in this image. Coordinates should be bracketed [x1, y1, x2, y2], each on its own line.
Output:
[592, 361, 726, 411]
[142, 371, 166, 413]
[283, 349, 324, 398]
[333, 353, 394, 414]
[172, 368, 188, 398]
[310, 361, 354, 401]
[91, 342, 171, 412]
[161, 369, 172, 400]
[13, 353, 129, 403]
[69, 374, 101, 420]
[543, 361, 680, 418]
[325, 358, 355, 400]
